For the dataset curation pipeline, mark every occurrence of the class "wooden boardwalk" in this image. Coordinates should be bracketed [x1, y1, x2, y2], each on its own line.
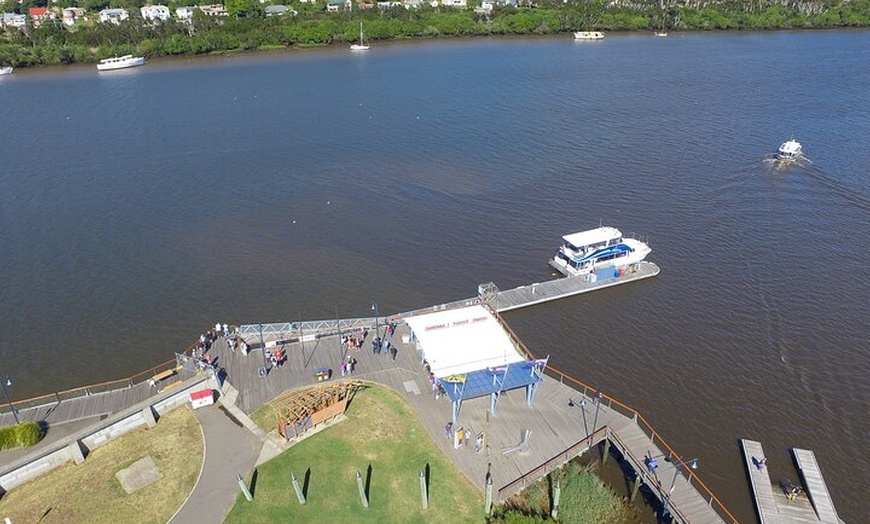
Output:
[211, 318, 731, 524]
[740, 439, 844, 524]
[493, 261, 660, 313]
[793, 448, 841, 524]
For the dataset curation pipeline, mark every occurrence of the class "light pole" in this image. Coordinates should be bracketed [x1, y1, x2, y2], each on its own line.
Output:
[2, 376, 20, 425]
[371, 302, 380, 339]
[568, 398, 589, 442]
[664, 458, 698, 519]
[590, 390, 603, 445]
[258, 323, 269, 378]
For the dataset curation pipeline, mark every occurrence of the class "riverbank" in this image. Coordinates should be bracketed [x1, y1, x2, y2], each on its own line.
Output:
[1, 2, 868, 69]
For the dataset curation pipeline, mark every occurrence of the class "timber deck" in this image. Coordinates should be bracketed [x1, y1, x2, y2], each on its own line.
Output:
[211, 319, 729, 524]
[793, 448, 841, 523]
[493, 261, 660, 313]
[740, 439, 844, 524]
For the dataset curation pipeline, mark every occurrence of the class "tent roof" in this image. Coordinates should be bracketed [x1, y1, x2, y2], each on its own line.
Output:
[404, 305, 526, 378]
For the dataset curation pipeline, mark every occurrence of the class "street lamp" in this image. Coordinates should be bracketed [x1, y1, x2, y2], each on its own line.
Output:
[664, 457, 698, 519]
[568, 398, 589, 442]
[371, 302, 380, 339]
[258, 323, 269, 378]
[2, 376, 20, 425]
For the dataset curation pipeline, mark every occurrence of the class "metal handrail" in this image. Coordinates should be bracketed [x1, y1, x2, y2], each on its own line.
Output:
[493, 312, 740, 524]
[1, 338, 199, 415]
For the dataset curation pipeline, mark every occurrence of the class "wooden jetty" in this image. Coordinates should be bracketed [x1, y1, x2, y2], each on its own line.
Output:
[793, 448, 841, 523]
[491, 261, 660, 313]
[740, 439, 844, 524]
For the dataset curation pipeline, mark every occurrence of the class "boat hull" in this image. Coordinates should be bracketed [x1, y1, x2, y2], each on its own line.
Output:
[349, 45, 370, 51]
[574, 31, 604, 40]
[97, 57, 146, 71]
[0, 67, 13, 75]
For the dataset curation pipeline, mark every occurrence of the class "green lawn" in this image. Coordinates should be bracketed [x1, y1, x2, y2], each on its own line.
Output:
[0, 407, 202, 524]
[225, 384, 483, 524]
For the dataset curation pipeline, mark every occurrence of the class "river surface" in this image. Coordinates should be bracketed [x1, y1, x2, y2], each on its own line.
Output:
[1, 31, 868, 522]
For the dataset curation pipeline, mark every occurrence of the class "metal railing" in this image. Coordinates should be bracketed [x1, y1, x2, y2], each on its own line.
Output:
[493, 313, 740, 524]
[1, 339, 199, 417]
[237, 317, 377, 343]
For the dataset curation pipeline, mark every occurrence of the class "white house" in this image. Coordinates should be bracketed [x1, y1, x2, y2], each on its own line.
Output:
[1, 12, 26, 28]
[264, 4, 293, 15]
[141, 5, 171, 21]
[175, 6, 197, 21]
[99, 8, 129, 24]
[61, 7, 86, 26]
[441, 0, 466, 6]
[198, 4, 228, 16]
[326, 0, 352, 11]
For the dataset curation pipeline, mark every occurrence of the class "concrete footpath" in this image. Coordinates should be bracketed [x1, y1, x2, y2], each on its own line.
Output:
[168, 403, 263, 524]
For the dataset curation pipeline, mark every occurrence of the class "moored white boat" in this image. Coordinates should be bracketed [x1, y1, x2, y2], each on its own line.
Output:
[776, 139, 802, 160]
[574, 31, 604, 41]
[549, 226, 651, 277]
[0, 66, 13, 75]
[350, 22, 370, 51]
[97, 55, 146, 71]
[654, 31, 668, 37]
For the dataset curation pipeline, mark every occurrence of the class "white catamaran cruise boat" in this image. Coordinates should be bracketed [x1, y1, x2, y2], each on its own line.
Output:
[97, 55, 146, 71]
[549, 226, 651, 277]
[776, 139, 802, 160]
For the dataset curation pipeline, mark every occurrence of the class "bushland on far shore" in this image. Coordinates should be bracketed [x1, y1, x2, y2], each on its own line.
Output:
[1, 0, 868, 68]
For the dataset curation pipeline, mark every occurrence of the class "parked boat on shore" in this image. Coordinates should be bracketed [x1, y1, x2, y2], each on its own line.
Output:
[549, 226, 651, 277]
[350, 22, 370, 51]
[0, 66, 13, 75]
[574, 31, 604, 41]
[97, 55, 146, 71]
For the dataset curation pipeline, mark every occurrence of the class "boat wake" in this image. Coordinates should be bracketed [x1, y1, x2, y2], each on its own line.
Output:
[801, 163, 870, 214]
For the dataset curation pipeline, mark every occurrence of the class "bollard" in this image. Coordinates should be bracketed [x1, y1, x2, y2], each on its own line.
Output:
[420, 469, 429, 510]
[551, 478, 561, 519]
[356, 469, 369, 508]
[484, 473, 493, 516]
[291, 472, 306, 504]
[236, 473, 253, 501]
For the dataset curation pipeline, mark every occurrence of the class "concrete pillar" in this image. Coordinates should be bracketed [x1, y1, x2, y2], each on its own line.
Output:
[419, 469, 429, 510]
[602, 437, 611, 465]
[356, 469, 368, 508]
[142, 406, 157, 428]
[68, 440, 86, 465]
[291, 472, 306, 504]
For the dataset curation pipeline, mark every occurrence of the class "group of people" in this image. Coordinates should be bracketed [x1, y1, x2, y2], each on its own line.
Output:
[425, 361, 446, 399]
[340, 355, 358, 376]
[341, 329, 368, 351]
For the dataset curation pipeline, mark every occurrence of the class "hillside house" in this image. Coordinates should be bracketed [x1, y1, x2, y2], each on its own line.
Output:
[1, 12, 26, 28]
[141, 5, 171, 21]
[28, 7, 56, 28]
[99, 8, 129, 24]
[61, 7, 86, 26]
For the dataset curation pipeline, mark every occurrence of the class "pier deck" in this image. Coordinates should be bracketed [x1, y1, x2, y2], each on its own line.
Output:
[793, 448, 840, 523]
[740, 439, 843, 524]
[211, 319, 730, 524]
[493, 261, 660, 313]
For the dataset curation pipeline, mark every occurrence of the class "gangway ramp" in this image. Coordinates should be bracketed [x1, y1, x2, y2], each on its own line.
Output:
[793, 448, 840, 523]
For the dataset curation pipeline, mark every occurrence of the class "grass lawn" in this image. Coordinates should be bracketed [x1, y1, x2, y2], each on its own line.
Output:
[226, 384, 484, 524]
[0, 406, 203, 524]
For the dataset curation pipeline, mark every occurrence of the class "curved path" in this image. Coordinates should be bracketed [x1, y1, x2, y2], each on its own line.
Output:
[168, 404, 262, 524]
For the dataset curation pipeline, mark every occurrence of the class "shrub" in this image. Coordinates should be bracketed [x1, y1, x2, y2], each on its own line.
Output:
[0, 421, 44, 451]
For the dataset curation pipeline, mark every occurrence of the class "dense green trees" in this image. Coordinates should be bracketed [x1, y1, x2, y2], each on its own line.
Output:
[1, 0, 868, 68]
